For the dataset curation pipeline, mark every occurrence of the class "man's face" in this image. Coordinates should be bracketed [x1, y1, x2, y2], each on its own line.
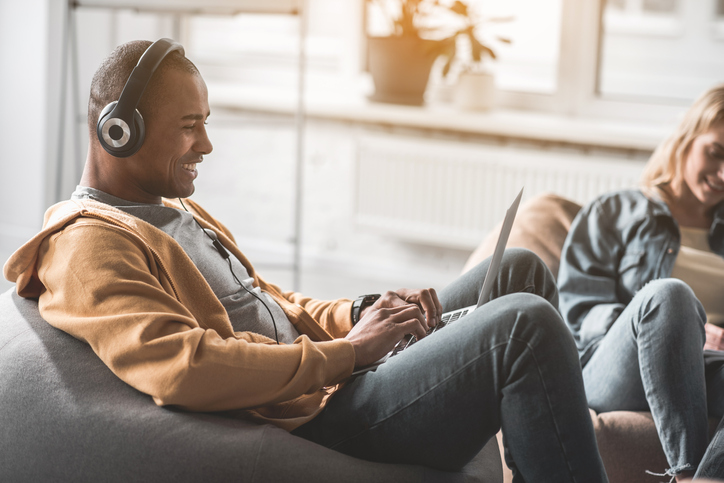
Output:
[127, 69, 212, 203]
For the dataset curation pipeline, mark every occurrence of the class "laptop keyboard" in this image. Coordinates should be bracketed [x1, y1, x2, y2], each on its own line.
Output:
[390, 308, 471, 357]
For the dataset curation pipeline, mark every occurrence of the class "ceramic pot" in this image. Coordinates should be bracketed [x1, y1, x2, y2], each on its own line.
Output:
[367, 36, 438, 106]
[454, 71, 496, 111]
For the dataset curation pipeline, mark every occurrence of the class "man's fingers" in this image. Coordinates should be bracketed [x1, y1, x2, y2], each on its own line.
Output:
[431, 288, 443, 321]
[396, 317, 428, 341]
[418, 288, 442, 327]
[387, 305, 427, 340]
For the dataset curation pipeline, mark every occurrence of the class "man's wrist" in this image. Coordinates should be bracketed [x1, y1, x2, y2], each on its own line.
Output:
[351, 294, 381, 325]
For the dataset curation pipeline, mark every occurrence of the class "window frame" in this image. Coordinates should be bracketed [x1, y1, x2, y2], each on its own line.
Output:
[494, 0, 690, 122]
[187, 0, 693, 123]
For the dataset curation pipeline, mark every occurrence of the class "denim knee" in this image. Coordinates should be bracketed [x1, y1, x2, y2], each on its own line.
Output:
[501, 292, 573, 347]
[635, 278, 706, 333]
[501, 248, 558, 303]
[502, 247, 548, 274]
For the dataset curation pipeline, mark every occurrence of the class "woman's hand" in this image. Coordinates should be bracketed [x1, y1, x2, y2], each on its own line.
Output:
[704, 323, 724, 351]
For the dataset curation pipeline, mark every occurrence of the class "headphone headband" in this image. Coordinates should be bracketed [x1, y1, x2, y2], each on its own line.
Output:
[96, 38, 185, 158]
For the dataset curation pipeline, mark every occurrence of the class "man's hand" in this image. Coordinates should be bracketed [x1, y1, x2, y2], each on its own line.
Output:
[345, 302, 427, 368]
[360, 289, 442, 329]
[704, 323, 724, 352]
[346, 289, 442, 369]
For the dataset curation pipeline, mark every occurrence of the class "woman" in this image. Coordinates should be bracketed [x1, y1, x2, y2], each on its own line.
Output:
[558, 84, 724, 482]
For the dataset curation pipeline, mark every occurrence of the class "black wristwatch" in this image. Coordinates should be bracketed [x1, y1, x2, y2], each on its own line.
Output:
[351, 294, 381, 325]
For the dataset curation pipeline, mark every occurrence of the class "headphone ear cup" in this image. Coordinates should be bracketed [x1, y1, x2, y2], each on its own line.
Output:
[123, 109, 145, 157]
[96, 101, 119, 154]
[96, 102, 145, 158]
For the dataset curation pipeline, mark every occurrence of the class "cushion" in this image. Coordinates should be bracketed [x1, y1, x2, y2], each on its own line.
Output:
[0, 288, 502, 482]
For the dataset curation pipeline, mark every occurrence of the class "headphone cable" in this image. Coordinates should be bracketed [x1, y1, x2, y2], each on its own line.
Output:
[178, 198, 280, 345]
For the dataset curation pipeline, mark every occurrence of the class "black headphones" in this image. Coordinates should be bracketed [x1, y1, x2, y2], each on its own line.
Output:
[96, 38, 185, 158]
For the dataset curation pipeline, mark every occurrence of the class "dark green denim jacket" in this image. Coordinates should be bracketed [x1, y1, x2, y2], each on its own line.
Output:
[558, 189, 724, 366]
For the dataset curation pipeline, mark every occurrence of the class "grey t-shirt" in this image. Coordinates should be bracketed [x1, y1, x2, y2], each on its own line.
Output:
[71, 186, 300, 344]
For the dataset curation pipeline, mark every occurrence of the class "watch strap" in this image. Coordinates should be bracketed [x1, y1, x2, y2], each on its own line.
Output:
[351, 294, 381, 325]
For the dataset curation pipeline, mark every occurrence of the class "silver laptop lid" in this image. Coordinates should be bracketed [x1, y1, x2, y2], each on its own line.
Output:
[476, 187, 524, 308]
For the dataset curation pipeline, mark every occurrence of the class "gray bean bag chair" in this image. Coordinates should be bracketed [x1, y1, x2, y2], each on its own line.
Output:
[0, 288, 502, 482]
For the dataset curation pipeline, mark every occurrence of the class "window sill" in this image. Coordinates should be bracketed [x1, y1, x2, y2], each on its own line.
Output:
[207, 82, 675, 153]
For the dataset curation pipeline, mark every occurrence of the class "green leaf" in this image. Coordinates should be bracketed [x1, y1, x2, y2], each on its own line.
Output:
[449, 1, 468, 16]
[470, 35, 496, 61]
[442, 56, 453, 77]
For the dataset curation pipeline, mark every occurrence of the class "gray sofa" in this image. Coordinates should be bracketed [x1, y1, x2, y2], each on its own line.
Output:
[0, 288, 502, 482]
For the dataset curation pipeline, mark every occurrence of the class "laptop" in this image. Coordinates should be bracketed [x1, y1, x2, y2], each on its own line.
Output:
[354, 187, 524, 374]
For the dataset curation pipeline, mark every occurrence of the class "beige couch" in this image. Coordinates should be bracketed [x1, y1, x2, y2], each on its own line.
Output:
[464, 193, 719, 483]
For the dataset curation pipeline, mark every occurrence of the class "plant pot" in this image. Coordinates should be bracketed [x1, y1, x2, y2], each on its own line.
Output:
[454, 71, 496, 111]
[367, 36, 439, 106]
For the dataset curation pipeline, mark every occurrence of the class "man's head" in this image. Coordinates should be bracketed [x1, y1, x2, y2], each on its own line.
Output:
[83, 40, 212, 204]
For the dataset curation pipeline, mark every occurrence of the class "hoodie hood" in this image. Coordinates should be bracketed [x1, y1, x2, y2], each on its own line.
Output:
[5, 199, 187, 298]
[5, 200, 95, 298]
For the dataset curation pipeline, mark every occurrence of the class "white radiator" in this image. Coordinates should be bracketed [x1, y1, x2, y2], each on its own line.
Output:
[354, 134, 647, 249]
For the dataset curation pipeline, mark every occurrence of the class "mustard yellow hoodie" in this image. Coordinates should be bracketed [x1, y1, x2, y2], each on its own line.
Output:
[4, 197, 356, 431]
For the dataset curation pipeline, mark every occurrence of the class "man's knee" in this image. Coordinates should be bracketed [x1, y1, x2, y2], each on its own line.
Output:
[502, 247, 548, 273]
[501, 248, 558, 304]
[494, 292, 571, 344]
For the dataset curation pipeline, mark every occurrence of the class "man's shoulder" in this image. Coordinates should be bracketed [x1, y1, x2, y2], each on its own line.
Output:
[45, 198, 129, 227]
[4, 200, 151, 296]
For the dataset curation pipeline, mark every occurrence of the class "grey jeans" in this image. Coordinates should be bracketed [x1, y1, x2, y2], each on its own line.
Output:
[582, 278, 724, 479]
[293, 249, 608, 483]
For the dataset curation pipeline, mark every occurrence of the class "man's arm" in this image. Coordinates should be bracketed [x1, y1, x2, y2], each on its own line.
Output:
[37, 221, 355, 412]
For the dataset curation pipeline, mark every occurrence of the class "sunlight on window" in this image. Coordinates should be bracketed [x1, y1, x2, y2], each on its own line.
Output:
[599, 0, 724, 102]
[186, 1, 360, 94]
[367, 0, 562, 94]
[467, 0, 561, 94]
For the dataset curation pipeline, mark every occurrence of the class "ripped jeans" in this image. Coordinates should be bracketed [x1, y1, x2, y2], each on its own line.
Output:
[582, 278, 724, 479]
[294, 249, 608, 482]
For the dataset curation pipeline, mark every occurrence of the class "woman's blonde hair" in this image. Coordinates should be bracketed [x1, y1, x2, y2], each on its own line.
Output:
[641, 84, 724, 194]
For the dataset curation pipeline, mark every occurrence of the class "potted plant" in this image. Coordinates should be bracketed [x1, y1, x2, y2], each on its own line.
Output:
[365, 0, 510, 108]
[366, 0, 441, 106]
[436, 2, 512, 110]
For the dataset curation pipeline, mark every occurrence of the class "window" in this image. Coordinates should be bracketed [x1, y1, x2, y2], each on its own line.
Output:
[186, 0, 363, 99]
[185, 0, 723, 121]
[599, 0, 724, 102]
[366, 0, 562, 94]
[454, 0, 562, 94]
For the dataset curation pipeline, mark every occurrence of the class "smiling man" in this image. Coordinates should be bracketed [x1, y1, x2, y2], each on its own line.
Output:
[83, 44, 212, 203]
[4, 40, 609, 482]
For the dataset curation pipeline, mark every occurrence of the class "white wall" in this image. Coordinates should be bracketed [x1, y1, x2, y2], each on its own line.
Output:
[0, 0, 64, 292]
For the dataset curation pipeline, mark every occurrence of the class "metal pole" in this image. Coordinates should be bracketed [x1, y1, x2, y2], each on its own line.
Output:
[55, 1, 72, 203]
[292, 0, 307, 292]
[70, 7, 83, 186]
